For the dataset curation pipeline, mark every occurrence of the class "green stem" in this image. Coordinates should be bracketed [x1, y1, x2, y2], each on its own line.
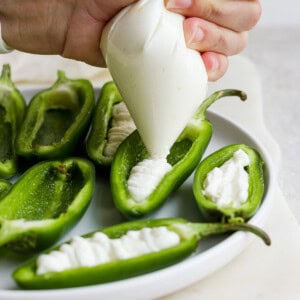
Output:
[192, 221, 271, 246]
[56, 70, 68, 84]
[0, 64, 12, 83]
[194, 89, 247, 121]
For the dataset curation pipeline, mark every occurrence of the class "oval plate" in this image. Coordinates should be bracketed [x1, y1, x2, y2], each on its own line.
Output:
[0, 88, 274, 300]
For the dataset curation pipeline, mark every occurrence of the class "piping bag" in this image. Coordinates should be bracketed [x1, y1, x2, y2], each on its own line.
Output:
[100, 0, 208, 158]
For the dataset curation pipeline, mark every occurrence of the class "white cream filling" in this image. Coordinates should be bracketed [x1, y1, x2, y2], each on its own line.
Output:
[36, 226, 180, 275]
[127, 158, 172, 202]
[203, 149, 250, 208]
[103, 102, 136, 156]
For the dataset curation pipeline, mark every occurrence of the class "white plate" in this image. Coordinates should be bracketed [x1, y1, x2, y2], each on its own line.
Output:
[0, 88, 274, 300]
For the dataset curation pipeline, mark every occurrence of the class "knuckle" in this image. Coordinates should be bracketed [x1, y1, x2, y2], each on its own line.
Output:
[248, 1, 262, 29]
[233, 32, 248, 54]
[240, 1, 262, 31]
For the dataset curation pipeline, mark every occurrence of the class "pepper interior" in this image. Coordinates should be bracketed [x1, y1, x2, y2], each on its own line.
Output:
[0, 105, 13, 163]
[0, 163, 84, 220]
[167, 139, 193, 166]
[32, 88, 81, 147]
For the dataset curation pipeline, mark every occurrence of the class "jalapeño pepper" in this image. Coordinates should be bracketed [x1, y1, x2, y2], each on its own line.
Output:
[0, 157, 95, 253]
[13, 217, 270, 289]
[0, 179, 12, 199]
[0, 64, 26, 178]
[193, 144, 265, 221]
[16, 71, 95, 159]
[111, 90, 247, 219]
[86, 81, 135, 167]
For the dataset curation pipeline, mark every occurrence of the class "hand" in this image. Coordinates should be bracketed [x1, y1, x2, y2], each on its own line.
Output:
[166, 0, 261, 81]
[0, 0, 261, 82]
[0, 0, 137, 66]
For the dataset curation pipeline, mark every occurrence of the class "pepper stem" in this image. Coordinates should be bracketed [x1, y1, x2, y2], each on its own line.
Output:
[0, 64, 12, 84]
[192, 221, 271, 246]
[56, 70, 68, 84]
[194, 89, 247, 121]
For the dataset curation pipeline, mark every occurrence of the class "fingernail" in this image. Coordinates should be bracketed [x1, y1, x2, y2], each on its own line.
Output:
[187, 26, 204, 45]
[166, 0, 192, 9]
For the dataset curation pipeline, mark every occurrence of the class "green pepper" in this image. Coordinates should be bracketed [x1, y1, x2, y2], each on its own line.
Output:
[111, 90, 247, 219]
[0, 179, 12, 199]
[193, 144, 264, 221]
[16, 71, 95, 159]
[0, 64, 26, 178]
[86, 81, 135, 167]
[0, 157, 95, 253]
[13, 217, 270, 289]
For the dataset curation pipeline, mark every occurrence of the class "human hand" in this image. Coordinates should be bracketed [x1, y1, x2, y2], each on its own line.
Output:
[165, 0, 261, 81]
[0, 0, 137, 66]
[0, 0, 261, 82]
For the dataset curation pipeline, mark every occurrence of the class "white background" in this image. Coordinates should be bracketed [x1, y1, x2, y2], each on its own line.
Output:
[245, 0, 300, 222]
[258, 0, 300, 27]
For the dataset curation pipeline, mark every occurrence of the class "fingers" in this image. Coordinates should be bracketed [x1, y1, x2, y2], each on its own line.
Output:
[165, 0, 258, 81]
[166, 0, 262, 32]
[0, 0, 139, 67]
[184, 17, 248, 56]
[61, 0, 139, 66]
[201, 52, 228, 81]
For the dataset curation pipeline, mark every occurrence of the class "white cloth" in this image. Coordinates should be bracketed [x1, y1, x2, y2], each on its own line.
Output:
[0, 52, 299, 299]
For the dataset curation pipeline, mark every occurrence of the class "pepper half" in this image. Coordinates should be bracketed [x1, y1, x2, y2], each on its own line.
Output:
[111, 90, 247, 219]
[0, 157, 95, 253]
[0, 64, 26, 178]
[16, 71, 95, 159]
[86, 81, 135, 167]
[193, 144, 265, 221]
[0, 179, 12, 199]
[13, 217, 270, 289]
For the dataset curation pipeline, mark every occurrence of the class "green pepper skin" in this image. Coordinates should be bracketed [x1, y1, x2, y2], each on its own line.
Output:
[0, 157, 95, 253]
[111, 90, 247, 219]
[16, 71, 95, 159]
[13, 218, 270, 289]
[86, 81, 123, 167]
[0, 64, 26, 178]
[0, 179, 12, 199]
[193, 144, 265, 221]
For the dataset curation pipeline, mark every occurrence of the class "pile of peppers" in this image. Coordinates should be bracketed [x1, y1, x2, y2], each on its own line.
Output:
[0, 65, 271, 290]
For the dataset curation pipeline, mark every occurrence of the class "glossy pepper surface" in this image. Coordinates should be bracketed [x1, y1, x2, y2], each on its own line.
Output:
[193, 144, 265, 221]
[13, 217, 270, 289]
[16, 71, 94, 159]
[0, 179, 12, 199]
[0, 64, 26, 178]
[111, 90, 247, 219]
[86, 81, 132, 167]
[0, 157, 95, 253]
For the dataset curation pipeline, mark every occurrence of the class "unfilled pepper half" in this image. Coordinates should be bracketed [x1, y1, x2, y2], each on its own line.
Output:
[16, 71, 95, 159]
[111, 90, 247, 219]
[13, 217, 270, 289]
[0, 179, 12, 199]
[0, 64, 26, 178]
[86, 81, 136, 167]
[0, 157, 95, 253]
[193, 144, 265, 221]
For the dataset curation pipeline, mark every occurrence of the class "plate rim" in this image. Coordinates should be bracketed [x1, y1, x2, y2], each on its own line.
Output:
[0, 100, 275, 299]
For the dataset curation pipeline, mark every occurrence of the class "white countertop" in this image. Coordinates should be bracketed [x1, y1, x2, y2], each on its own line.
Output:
[244, 27, 300, 223]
